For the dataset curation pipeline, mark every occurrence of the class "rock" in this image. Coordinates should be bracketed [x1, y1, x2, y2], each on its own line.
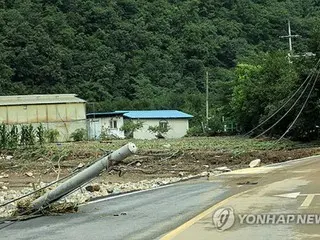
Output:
[2, 186, 8, 190]
[5, 155, 13, 160]
[215, 166, 232, 172]
[200, 171, 209, 177]
[178, 172, 184, 177]
[249, 159, 261, 168]
[107, 186, 114, 194]
[25, 172, 34, 177]
[136, 162, 142, 167]
[163, 144, 171, 148]
[77, 163, 85, 168]
[85, 185, 101, 192]
[203, 165, 209, 168]
[0, 174, 9, 179]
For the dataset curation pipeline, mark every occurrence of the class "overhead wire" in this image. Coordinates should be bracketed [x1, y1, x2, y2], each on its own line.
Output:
[254, 63, 319, 139]
[277, 70, 320, 142]
[245, 58, 320, 136]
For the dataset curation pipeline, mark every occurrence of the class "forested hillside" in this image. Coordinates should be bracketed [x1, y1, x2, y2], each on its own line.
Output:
[1, 0, 320, 139]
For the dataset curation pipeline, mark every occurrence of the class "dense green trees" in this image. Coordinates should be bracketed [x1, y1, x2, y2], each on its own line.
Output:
[1, 0, 320, 140]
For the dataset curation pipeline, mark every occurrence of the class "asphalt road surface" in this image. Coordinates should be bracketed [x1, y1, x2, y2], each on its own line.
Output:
[0, 179, 237, 240]
[2, 155, 320, 240]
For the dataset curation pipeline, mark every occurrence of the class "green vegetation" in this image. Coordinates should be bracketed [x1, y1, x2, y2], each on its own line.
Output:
[148, 122, 170, 139]
[0, 1, 320, 140]
[0, 123, 46, 149]
[70, 128, 87, 141]
[45, 129, 60, 143]
[120, 120, 143, 138]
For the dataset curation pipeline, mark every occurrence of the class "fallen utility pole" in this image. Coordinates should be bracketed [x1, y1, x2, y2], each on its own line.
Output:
[31, 143, 137, 210]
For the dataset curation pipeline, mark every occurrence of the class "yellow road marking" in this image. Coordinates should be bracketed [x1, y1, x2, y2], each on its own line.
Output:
[160, 188, 255, 240]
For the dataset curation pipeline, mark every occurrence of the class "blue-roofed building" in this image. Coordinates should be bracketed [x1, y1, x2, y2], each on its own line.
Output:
[86, 110, 193, 140]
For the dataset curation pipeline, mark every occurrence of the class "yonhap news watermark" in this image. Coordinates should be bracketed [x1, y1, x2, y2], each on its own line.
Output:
[212, 207, 320, 231]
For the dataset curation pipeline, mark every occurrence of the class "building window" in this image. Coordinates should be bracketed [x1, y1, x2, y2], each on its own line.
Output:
[109, 120, 117, 129]
[159, 120, 168, 130]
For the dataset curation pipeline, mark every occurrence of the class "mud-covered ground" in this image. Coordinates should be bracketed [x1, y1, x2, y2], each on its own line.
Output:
[0, 137, 319, 218]
[0, 137, 319, 190]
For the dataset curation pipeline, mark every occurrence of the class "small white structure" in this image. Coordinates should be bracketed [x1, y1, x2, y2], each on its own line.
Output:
[86, 110, 193, 140]
[121, 110, 193, 139]
[86, 112, 125, 140]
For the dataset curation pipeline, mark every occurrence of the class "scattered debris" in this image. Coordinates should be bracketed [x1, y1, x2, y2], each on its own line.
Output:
[163, 144, 171, 148]
[2, 186, 8, 190]
[25, 172, 34, 178]
[106, 187, 114, 194]
[203, 165, 209, 168]
[85, 185, 101, 192]
[136, 162, 142, 167]
[6, 156, 13, 160]
[77, 163, 85, 169]
[215, 166, 232, 172]
[249, 159, 261, 168]
[178, 171, 184, 177]
[237, 181, 258, 185]
[0, 174, 9, 179]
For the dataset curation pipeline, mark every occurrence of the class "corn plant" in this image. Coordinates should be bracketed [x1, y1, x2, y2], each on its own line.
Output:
[20, 125, 28, 147]
[0, 123, 8, 149]
[27, 124, 35, 146]
[37, 124, 45, 145]
[8, 125, 19, 149]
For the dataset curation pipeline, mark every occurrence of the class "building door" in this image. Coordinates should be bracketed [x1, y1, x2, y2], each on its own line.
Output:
[88, 119, 101, 140]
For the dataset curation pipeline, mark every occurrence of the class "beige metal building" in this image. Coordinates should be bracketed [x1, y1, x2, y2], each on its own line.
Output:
[0, 94, 86, 141]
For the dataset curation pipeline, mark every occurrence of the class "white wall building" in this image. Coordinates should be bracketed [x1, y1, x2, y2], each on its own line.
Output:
[86, 112, 125, 140]
[120, 110, 193, 140]
[86, 110, 193, 140]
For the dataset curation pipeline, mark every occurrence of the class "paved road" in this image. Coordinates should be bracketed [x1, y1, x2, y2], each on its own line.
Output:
[0, 179, 239, 240]
[3, 155, 320, 240]
[163, 156, 320, 240]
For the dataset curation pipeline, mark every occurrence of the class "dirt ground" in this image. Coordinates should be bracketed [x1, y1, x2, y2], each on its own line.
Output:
[1, 138, 319, 190]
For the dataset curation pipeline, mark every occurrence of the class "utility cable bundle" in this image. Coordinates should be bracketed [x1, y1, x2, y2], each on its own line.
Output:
[245, 58, 320, 140]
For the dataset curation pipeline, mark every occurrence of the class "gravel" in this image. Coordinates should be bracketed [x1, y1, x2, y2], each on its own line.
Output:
[0, 171, 212, 218]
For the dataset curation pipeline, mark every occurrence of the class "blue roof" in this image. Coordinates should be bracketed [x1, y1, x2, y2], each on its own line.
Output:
[115, 110, 193, 119]
[86, 112, 125, 118]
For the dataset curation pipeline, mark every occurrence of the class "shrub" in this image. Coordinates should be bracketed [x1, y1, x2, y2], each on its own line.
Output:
[120, 120, 143, 138]
[148, 122, 170, 139]
[45, 129, 60, 143]
[70, 128, 87, 142]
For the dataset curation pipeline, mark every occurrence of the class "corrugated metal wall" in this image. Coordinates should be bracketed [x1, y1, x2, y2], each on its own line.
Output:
[0, 103, 86, 141]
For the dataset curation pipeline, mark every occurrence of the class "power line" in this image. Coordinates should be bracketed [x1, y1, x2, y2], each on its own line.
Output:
[277, 70, 320, 142]
[245, 58, 320, 136]
[254, 66, 318, 138]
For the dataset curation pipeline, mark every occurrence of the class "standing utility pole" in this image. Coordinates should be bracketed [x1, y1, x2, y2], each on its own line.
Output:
[280, 20, 300, 63]
[205, 71, 209, 125]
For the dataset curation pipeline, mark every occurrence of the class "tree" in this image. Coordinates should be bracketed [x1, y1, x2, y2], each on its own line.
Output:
[148, 121, 170, 139]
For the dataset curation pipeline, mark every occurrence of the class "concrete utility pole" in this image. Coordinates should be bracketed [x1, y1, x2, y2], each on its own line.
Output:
[31, 143, 137, 210]
[280, 20, 315, 63]
[280, 20, 300, 63]
[205, 71, 209, 125]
